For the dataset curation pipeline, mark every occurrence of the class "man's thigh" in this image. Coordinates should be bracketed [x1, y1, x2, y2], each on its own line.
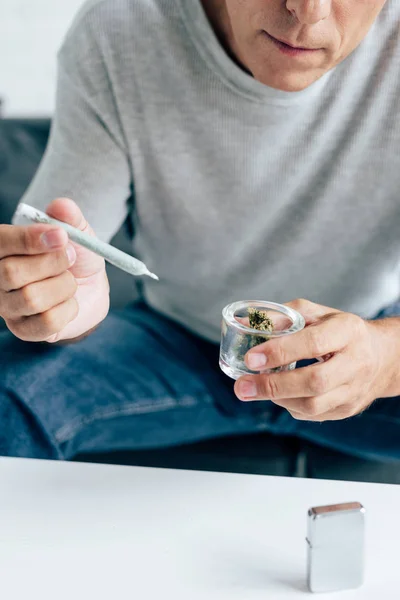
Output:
[1, 303, 266, 459]
[271, 359, 400, 463]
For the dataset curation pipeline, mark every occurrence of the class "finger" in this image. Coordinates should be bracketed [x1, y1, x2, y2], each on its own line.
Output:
[0, 245, 76, 292]
[46, 198, 104, 277]
[235, 354, 353, 401]
[246, 312, 357, 371]
[283, 389, 361, 422]
[0, 224, 69, 259]
[305, 398, 375, 422]
[270, 385, 349, 416]
[6, 297, 79, 343]
[285, 298, 341, 325]
[2, 271, 78, 319]
[46, 197, 96, 234]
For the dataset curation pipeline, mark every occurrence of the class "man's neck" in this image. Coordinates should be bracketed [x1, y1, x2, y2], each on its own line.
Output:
[200, 0, 251, 75]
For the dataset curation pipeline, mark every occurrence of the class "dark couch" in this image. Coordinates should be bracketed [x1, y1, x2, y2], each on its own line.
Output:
[1, 117, 399, 483]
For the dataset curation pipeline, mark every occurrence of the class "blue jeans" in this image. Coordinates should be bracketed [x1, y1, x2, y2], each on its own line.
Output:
[1, 301, 399, 462]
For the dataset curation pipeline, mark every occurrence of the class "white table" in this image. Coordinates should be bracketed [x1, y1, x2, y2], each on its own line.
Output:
[0, 458, 399, 599]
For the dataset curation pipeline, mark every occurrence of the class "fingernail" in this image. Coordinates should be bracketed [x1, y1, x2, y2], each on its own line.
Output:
[248, 353, 267, 369]
[41, 230, 63, 248]
[237, 381, 257, 399]
[66, 244, 76, 265]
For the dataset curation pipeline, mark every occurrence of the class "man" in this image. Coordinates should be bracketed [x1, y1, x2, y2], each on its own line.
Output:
[0, 0, 399, 460]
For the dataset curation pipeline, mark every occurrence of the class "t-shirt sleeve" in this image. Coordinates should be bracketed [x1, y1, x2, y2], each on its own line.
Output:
[13, 12, 132, 243]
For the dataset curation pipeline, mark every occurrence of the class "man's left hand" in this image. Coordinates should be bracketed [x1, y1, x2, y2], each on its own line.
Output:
[234, 299, 399, 422]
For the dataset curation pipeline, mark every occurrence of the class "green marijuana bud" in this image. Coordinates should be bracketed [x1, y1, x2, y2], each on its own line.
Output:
[248, 307, 274, 333]
[236, 307, 275, 361]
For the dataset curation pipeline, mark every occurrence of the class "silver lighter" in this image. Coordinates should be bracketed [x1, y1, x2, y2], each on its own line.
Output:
[306, 502, 365, 593]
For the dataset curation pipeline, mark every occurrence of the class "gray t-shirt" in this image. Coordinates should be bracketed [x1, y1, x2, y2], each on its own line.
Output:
[18, 0, 400, 343]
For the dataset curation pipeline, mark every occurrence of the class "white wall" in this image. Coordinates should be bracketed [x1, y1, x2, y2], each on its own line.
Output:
[0, 0, 85, 116]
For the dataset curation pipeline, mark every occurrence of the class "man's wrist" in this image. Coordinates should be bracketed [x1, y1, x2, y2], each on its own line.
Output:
[369, 317, 400, 398]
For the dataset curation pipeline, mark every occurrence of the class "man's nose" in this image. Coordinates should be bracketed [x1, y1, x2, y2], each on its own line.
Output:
[286, 0, 332, 24]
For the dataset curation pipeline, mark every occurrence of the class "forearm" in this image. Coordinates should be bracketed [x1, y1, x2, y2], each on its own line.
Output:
[371, 317, 400, 398]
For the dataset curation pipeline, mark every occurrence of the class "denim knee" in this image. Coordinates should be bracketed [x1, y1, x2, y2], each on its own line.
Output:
[0, 330, 61, 459]
[0, 385, 59, 459]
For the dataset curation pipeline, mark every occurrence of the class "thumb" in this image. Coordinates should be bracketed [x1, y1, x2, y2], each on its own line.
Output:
[46, 197, 105, 278]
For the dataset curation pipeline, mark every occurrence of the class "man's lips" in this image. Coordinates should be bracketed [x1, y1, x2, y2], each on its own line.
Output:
[264, 32, 322, 55]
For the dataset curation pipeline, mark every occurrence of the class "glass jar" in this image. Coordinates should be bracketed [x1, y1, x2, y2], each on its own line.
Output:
[219, 300, 305, 380]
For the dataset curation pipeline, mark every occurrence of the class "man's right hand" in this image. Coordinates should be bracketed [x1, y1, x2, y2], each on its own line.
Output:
[0, 198, 110, 343]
